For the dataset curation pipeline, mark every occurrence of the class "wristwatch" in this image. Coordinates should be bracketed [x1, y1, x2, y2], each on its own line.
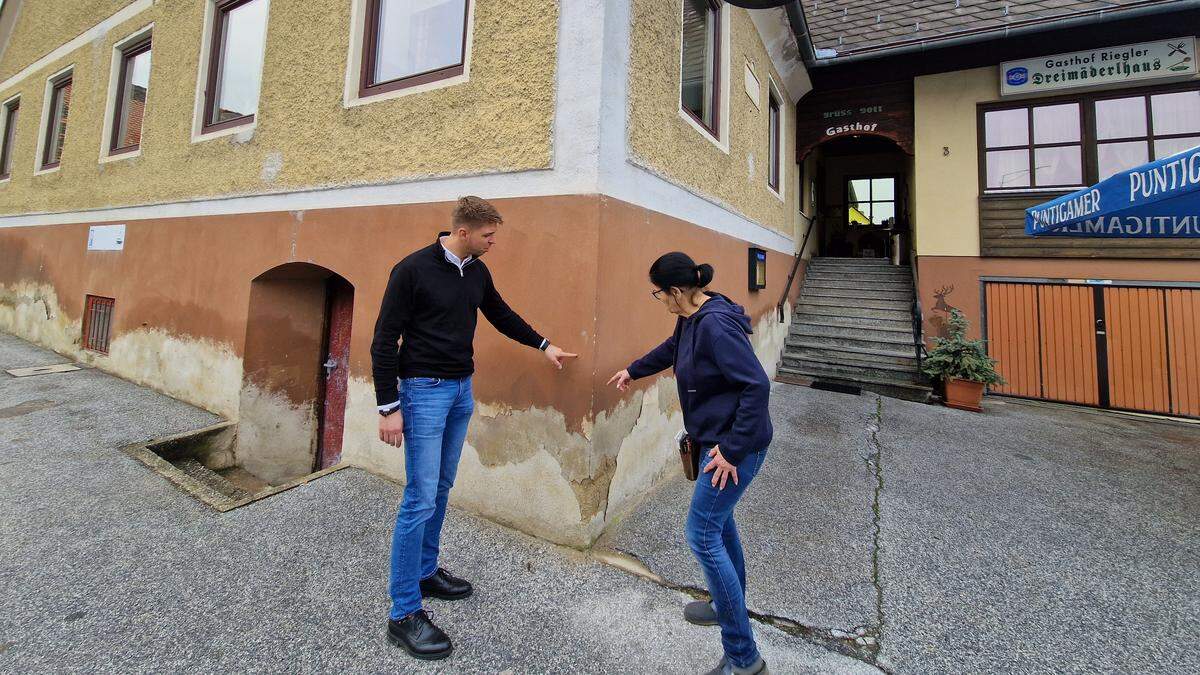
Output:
[380, 407, 399, 417]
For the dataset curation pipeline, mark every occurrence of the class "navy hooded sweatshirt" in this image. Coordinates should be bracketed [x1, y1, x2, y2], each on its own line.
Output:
[627, 293, 772, 466]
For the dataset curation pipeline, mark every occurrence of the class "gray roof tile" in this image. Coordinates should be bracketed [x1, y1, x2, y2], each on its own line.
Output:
[801, 0, 1168, 56]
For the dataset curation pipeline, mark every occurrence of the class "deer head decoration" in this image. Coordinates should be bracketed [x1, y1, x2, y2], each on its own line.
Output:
[933, 285, 955, 313]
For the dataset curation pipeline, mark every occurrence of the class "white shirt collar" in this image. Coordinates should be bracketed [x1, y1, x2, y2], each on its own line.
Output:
[439, 237, 473, 273]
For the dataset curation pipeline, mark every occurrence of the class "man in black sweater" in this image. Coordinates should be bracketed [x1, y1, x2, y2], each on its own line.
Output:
[371, 196, 576, 660]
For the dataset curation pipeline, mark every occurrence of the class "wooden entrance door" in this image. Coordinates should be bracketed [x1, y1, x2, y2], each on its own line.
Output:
[316, 277, 353, 470]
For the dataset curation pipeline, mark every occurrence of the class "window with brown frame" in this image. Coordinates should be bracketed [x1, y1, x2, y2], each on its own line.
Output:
[359, 0, 471, 98]
[979, 82, 1200, 193]
[82, 295, 115, 354]
[110, 36, 151, 155]
[202, 0, 268, 134]
[768, 89, 781, 191]
[0, 99, 18, 180]
[681, 0, 721, 137]
[41, 73, 72, 170]
[1094, 89, 1200, 180]
[982, 102, 1082, 191]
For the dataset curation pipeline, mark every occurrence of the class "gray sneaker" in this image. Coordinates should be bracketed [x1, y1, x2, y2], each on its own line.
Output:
[684, 599, 718, 626]
[703, 657, 769, 675]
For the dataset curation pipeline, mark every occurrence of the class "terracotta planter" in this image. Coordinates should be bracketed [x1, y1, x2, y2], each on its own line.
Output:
[944, 378, 985, 412]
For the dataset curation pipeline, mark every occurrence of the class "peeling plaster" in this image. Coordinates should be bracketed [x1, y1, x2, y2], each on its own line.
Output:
[261, 152, 284, 183]
[0, 281, 242, 419]
[0, 282, 79, 355]
[235, 382, 317, 485]
[340, 378, 597, 547]
[336, 306, 790, 548]
[104, 329, 241, 420]
[604, 306, 791, 525]
[3, 277, 791, 548]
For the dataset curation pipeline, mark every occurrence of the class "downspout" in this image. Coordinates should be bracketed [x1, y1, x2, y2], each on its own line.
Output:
[723, 1, 816, 65]
[782, 0, 817, 66]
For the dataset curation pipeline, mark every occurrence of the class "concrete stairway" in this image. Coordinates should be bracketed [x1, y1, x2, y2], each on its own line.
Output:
[778, 257, 931, 402]
[174, 458, 255, 502]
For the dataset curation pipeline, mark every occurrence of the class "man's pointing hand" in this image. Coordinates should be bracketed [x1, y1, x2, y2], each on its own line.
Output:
[544, 344, 578, 370]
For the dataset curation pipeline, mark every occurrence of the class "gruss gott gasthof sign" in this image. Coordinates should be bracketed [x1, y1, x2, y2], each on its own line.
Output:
[1001, 37, 1196, 96]
[1025, 145, 1200, 238]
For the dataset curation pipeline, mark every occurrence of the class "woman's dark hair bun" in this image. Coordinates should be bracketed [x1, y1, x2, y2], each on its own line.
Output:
[649, 252, 715, 290]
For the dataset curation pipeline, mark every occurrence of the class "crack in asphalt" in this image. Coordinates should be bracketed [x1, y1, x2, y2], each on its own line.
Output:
[863, 395, 890, 671]
[587, 393, 900, 673]
[590, 547, 885, 669]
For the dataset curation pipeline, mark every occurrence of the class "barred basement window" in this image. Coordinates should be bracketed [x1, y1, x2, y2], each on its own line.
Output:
[82, 295, 115, 354]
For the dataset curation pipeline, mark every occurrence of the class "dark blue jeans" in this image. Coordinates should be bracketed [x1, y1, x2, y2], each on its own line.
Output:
[686, 449, 767, 669]
[388, 376, 474, 621]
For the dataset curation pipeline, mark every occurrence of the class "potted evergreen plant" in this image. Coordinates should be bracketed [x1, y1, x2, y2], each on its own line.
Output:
[921, 309, 1004, 412]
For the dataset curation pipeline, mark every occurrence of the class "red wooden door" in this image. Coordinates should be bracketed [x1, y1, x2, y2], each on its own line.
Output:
[317, 278, 353, 470]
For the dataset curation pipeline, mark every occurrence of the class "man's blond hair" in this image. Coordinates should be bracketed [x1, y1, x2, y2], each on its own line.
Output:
[452, 196, 503, 229]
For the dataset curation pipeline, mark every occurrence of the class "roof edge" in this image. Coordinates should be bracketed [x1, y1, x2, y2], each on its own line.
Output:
[802, 0, 1200, 67]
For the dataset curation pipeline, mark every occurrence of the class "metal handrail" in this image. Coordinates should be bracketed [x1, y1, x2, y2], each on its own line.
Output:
[778, 213, 817, 322]
[909, 256, 927, 371]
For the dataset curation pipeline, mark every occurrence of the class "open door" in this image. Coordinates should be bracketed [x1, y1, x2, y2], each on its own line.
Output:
[316, 277, 354, 470]
[238, 264, 354, 484]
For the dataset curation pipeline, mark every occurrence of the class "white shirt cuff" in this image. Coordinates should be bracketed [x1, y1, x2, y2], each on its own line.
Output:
[377, 400, 401, 413]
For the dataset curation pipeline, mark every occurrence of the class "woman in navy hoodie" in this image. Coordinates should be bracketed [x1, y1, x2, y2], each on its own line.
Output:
[609, 252, 772, 675]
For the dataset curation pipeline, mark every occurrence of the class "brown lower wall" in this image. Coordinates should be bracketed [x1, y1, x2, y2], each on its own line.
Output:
[916, 255, 1200, 341]
[0, 193, 799, 545]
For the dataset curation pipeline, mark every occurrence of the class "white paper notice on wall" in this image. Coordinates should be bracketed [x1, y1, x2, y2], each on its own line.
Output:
[744, 62, 761, 109]
[87, 224, 125, 251]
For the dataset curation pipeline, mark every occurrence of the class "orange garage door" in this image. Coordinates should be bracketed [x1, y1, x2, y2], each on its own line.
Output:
[984, 282, 1199, 418]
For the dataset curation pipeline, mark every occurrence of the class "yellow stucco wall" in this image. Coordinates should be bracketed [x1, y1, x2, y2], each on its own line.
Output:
[914, 59, 1200, 258]
[912, 66, 996, 257]
[0, 0, 134, 82]
[628, 1, 798, 236]
[0, 0, 556, 215]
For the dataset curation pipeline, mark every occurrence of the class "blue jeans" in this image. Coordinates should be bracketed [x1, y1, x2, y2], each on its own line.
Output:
[686, 449, 767, 669]
[388, 376, 474, 621]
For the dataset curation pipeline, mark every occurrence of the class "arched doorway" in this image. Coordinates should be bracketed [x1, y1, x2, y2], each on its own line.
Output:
[236, 263, 354, 484]
[805, 135, 912, 261]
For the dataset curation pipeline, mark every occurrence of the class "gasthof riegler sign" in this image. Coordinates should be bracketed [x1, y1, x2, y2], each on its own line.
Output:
[1000, 37, 1197, 96]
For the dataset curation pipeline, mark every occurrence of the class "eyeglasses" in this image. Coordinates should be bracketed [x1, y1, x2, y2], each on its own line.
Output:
[651, 289, 667, 300]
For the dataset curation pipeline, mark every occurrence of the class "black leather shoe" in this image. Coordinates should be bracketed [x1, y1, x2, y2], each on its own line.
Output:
[420, 568, 473, 600]
[386, 610, 453, 660]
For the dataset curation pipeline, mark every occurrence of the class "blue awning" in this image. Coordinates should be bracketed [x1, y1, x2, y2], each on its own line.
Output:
[1025, 145, 1200, 238]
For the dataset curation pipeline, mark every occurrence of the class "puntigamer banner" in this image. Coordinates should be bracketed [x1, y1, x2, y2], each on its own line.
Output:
[1026, 145, 1200, 238]
[1001, 37, 1196, 96]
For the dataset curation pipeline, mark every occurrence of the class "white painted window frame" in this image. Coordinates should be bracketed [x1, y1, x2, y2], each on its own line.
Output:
[34, 64, 74, 177]
[100, 23, 154, 164]
[677, 0, 730, 154]
[766, 75, 786, 202]
[190, 0, 272, 144]
[0, 93, 19, 183]
[342, 0, 476, 109]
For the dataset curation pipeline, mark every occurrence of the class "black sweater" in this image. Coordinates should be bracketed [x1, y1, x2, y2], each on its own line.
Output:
[371, 234, 545, 406]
